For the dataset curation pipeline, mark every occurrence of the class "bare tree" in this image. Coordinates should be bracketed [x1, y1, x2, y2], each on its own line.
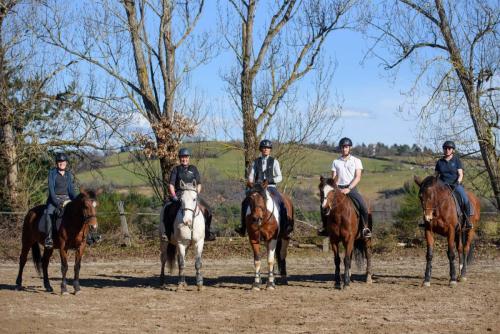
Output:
[0, 1, 108, 212]
[40, 0, 212, 201]
[219, 0, 362, 176]
[367, 0, 500, 209]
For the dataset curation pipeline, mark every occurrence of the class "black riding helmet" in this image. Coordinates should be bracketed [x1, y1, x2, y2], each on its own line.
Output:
[178, 148, 191, 157]
[259, 139, 272, 149]
[55, 152, 69, 162]
[338, 137, 353, 147]
[442, 141, 456, 150]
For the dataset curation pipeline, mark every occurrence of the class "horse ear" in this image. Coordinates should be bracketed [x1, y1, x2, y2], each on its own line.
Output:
[192, 179, 197, 187]
[180, 179, 185, 189]
[414, 175, 422, 186]
[262, 179, 268, 188]
[246, 181, 253, 189]
[79, 186, 87, 196]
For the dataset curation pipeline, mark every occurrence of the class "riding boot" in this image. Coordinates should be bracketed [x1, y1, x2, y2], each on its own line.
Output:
[204, 210, 216, 241]
[235, 200, 247, 237]
[463, 216, 473, 230]
[44, 213, 54, 249]
[361, 217, 372, 239]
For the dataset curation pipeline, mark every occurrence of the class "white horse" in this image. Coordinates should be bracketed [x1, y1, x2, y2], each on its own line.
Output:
[160, 180, 205, 291]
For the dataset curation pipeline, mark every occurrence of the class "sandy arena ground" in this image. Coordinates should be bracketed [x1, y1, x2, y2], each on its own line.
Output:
[1, 253, 499, 334]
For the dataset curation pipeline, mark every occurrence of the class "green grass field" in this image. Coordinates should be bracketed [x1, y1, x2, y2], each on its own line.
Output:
[77, 141, 430, 199]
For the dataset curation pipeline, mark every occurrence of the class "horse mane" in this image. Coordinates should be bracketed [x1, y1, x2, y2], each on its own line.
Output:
[248, 183, 267, 200]
[419, 175, 448, 194]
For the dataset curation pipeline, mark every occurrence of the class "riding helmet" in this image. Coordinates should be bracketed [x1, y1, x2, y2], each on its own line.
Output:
[178, 148, 191, 157]
[55, 152, 69, 162]
[442, 140, 456, 150]
[338, 137, 353, 147]
[259, 139, 273, 149]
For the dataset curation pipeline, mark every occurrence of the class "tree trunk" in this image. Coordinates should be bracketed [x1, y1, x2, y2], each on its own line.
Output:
[0, 118, 19, 211]
[241, 76, 258, 178]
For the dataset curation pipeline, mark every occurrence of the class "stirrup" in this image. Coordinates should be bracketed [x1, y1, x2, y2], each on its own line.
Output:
[362, 228, 372, 238]
[205, 232, 216, 241]
[317, 228, 329, 237]
[44, 238, 53, 249]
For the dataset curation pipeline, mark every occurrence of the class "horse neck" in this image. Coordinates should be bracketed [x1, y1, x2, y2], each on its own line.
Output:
[329, 188, 352, 214]
[62, 198, 86, 232]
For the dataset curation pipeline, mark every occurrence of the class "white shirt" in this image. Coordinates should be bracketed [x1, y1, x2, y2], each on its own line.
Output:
[331, 155, 363, 186]
[248, 155, 283, 185]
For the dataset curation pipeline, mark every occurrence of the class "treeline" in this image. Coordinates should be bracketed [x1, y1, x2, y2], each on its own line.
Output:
[306, 142, 435, 157]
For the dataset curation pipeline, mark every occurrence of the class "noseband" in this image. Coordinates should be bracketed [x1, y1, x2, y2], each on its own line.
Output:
[180, 189, 200, 218]
[249, 191, 274, 225]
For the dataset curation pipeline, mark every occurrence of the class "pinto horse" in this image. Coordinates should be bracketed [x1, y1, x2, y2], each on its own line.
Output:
[319, 176, 372, 289]
[244, 181, 293, 290]
[15, 188, 100, 294]
[414, 176, 480, 287]
[161, 180, 205, 291]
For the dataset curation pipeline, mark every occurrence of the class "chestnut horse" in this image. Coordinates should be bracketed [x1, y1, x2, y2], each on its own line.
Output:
[244, 181, 293, 290]
[414, 176, 480, 287]
[319, 176, 372, 289]
[15, 188, 100, 294]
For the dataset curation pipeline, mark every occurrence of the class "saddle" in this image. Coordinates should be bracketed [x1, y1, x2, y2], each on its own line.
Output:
[450, 189, 473, 227]
[38, 206, 65, 236]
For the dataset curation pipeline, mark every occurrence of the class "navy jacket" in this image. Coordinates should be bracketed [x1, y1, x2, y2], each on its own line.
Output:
[47, 168, 77, 206]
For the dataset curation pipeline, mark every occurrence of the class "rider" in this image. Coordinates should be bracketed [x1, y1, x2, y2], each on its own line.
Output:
[318, 137, 371, 239]
[234, 139, 292, 237]
[160, 148, 216, 241]
[435, 140, 473, 229]
[44, 153, 77, 249]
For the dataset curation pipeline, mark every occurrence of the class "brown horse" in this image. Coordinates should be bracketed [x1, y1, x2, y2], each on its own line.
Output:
[15, 188, 100, 294]
[319, 176, 372, 289]
[414, 176, 480, 287]
[244, 181, 293, 290]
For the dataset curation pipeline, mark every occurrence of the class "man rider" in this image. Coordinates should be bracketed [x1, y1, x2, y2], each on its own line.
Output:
[318, 137, 371, 239]
[160, 148, 216, 241]
[234, 139, 292, 237]
[435, 140, 473, 229]
[44, 153, 77, 248]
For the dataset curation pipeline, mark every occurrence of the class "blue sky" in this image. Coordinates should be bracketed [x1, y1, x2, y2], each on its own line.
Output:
[189, 2, 423, 146]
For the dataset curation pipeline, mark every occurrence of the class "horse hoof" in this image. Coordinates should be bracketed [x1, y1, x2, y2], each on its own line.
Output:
[449, 280, 457, 287]
[15, 285, 23, 291]
[197, 285, 204, 291]
[422, 281, 431, 287]
[176, 284, 186, 292]
[252, 284, 260, 291]
[280, 277, 288, 285]
[343, 284, 350, 290]
[458, 276, 467, 282]
[74, 290, 81, 295]
[366, 276, 373, 284]
[334, 283, 342, 290]
[46, 287, 54, 293]
[61, 291, 69, 296]
[266, 283, 276, 290]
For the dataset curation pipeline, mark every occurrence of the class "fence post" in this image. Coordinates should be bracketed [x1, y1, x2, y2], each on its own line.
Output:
[117, 201, 132, 247]
[322, 237, 330, 253]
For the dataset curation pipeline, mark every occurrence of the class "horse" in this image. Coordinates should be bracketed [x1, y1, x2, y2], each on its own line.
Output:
[414, 175, 481, 287]
[160, 180, 205, 291]
[319, 176, 372, 289]
[243, 180, 293, 291]
[15, 188, 100, 294]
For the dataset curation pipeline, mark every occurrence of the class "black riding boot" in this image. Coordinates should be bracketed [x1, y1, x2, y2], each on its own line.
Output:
[204, 211, 216, 241]
[44, 213, 53, 249]
[361, 217, 371, 239]
[235, 200, 247, 237]
[463, 216, 473, 230]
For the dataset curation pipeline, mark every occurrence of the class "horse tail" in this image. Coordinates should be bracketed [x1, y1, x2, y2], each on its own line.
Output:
[465, 232, 476, 265]
[166, 242, 177, 274]
[276, 238, 283, 272]
[31, 243, 42, 276]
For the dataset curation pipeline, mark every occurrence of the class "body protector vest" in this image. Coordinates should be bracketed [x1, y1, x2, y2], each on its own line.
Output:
[254, 156, 275, 185]
[175, 165, 197, 190]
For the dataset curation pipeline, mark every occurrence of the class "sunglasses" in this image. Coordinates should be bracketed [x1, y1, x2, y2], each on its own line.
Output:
[443, 147, 454, 150]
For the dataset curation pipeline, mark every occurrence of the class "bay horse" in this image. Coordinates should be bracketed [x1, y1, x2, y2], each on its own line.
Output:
[414, 175, 481, 287]
[319, 176, 372, 289]
[15, 188, 100, 294]
[243, 180, 293, 291]
[161, 180, 205, 291]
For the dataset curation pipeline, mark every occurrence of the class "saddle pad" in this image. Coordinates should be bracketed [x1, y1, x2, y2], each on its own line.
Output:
[38, 208, 64, 235]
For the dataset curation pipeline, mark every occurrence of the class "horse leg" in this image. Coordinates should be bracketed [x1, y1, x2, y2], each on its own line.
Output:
[251, 240, 261, 291]
[15, 243, 31, 290]
[331, 241, 341, 289]
[447, 233, 457, 286]
[423, 229, 434, 287]
[461, 230, 472, 281]
[343, 239, 354, 288]
[194, 239, 205, 291]
[278, 238, 289, 285]
[160, 241, 167, 287]
[60, 248, 69, 295]
[365, 239, 373, 284]
[42, 247, 54, 292]
[455, 230, 464, 282]
[266, 239, 277, 290]
[176, 243, 187, 290]
[73, 244, 85, 294]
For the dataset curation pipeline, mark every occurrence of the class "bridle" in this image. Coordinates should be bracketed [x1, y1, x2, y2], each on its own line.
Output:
[180, 188, 200, 219]
[249, 190, 275, 226]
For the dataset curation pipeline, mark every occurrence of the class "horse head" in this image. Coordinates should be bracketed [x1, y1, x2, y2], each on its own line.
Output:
[179, 180, 199, 225]
[319, 176, 336, 211]
[414, 175, 444, 223]
[247, 182, 270, 226]
[78, 187, 101, 232]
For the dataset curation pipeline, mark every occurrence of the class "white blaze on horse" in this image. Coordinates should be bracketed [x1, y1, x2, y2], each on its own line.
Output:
[160, 180, 205, 291]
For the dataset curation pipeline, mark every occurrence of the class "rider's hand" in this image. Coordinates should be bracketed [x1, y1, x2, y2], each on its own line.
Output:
[171, 196, 179, 202]
[340, 188, 350, 194]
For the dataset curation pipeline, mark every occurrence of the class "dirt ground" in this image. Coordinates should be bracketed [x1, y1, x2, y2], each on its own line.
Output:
[1, 251, 499, 334]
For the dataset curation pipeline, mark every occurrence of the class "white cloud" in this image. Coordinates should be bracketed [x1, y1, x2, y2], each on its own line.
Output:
[341, 108, 373, 118]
